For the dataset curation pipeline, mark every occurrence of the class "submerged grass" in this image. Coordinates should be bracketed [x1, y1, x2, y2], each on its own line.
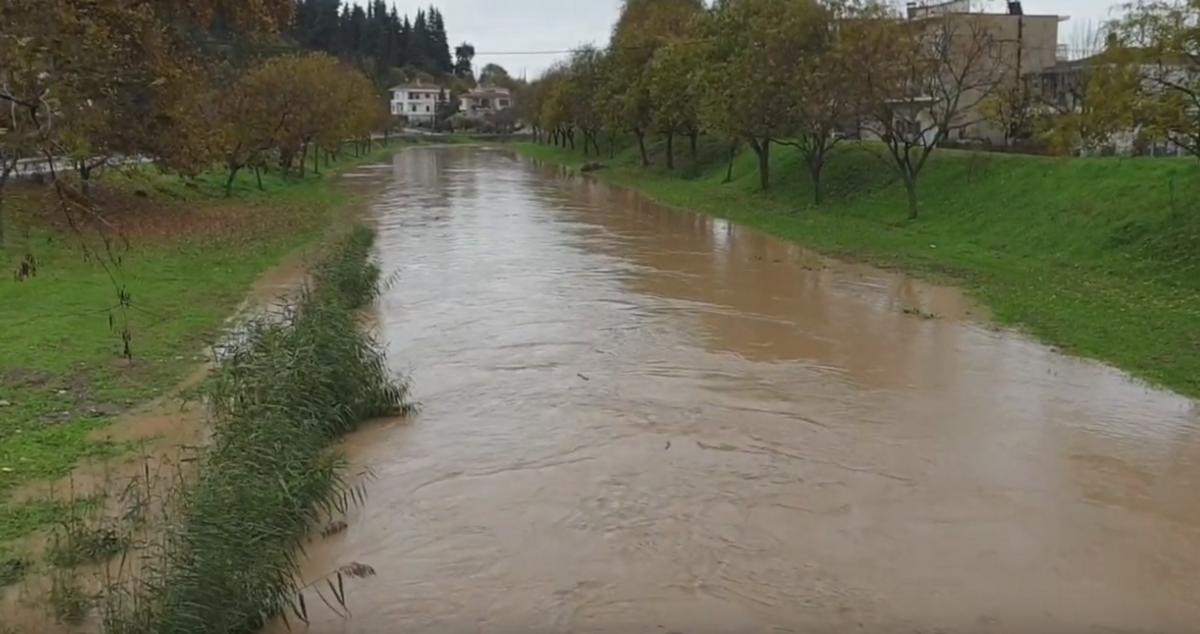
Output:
[100, 227, 410, 633]
[516, 140, 1200, 399]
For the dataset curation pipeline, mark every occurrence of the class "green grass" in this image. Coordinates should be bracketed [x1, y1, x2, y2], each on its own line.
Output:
[103, 227, 408, 634]
[0, 141, 405, 557]
[516, 139, 1200, 399]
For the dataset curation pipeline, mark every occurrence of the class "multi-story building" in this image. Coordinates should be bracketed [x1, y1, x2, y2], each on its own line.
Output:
[390, 83, 447, 126]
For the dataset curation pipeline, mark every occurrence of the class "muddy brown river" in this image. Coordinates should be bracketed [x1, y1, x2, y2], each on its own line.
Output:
[281, 146, 1200, 634]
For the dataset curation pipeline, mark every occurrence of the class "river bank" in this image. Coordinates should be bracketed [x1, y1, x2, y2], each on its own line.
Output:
[515, 141, 1200, 400]
[0, 142, 405, 590]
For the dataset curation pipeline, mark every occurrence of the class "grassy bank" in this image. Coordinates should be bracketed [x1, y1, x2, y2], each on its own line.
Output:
[516, 140, 1200, 399]
[0, 142, 403, 569]
[100, 227, 409, 633]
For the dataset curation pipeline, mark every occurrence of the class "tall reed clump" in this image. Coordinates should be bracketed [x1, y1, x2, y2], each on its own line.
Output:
[101, 226, 410, 634]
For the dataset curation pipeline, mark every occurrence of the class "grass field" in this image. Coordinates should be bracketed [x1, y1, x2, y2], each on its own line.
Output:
[515, 139, 1200, 400]
[0, 143, 403, 566]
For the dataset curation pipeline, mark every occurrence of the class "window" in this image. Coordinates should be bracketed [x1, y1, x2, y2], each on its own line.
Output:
[409, 92, 419, 100]
[425, 105, 431, 113]
[499, 99, 509, 107]
[410, 103, 418, 112]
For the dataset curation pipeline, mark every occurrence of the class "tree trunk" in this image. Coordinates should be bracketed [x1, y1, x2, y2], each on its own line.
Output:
[666, 132, 675, 170]
[254, 166, 263, 191]
[225, 164, 242, 197]
[582, 131, 591, 157]
[608, 133, 615, 159]
[636, 129, 649, 166]
[750, 138, 771, 190]
[0, 168, 12, 248]
[689, 131, 698, 160]
[808, 156, 824, 206]
[724, 140, 738, 183]
[312, 143, 320, 175]
[567, 129, 575, 150]
[0, 187, 6, 249]
[904, 176, 919, 219]
[79, 162, 92, 198]
[299, 143, 308, 178]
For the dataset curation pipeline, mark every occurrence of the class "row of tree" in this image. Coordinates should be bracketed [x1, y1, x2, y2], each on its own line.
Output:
[525, 0, 1200, 219]
[291, 1, 473, 82]
[0, 0, 388, 246]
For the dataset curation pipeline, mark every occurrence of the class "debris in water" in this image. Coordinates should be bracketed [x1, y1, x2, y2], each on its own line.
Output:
[665, 440, 671, 451]
[577, 373, 590, 381]
[321, 520, 349, 538]
[338, 562, 377, 578]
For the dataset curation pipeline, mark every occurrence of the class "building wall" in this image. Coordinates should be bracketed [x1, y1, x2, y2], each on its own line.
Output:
[391, 88, 443, 123]
[954, 13, 1061, 144]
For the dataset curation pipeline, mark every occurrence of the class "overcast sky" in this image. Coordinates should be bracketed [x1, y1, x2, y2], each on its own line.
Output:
[382, 0, 1126, 78]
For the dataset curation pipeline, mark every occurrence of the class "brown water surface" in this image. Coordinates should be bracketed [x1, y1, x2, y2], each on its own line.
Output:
[283, 146, 1200, 633]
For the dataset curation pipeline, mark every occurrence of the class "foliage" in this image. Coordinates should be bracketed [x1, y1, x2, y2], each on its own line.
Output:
[1098, 0, 1200, 159]
[454, 42, 476, 80]
[852, 11, 1007, 217]
[648, 40, 703, 169]
[0, 557, 29, 587]
[0, 144, 405, 559]
[291, 1, 459, 81]
[479, 63, 512, 87]
[101, 228, 410, 634]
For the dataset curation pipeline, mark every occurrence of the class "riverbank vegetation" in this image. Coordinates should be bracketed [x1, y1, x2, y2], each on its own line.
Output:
[515, 137, 1200, 399]
[96, 226, 409, 634]
[515, 0, 1200, 398]
[0, 142, 401, 587]
[0, 0, 413, 592]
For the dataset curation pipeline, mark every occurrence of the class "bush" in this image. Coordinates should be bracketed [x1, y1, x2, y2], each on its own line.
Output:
[102, 227, 410, 634]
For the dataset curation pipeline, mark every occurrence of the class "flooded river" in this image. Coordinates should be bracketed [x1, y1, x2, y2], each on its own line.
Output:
[286, 146, 1200, 633]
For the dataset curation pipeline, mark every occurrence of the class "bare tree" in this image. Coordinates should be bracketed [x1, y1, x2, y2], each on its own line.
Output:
[855, 13, 1006, 218]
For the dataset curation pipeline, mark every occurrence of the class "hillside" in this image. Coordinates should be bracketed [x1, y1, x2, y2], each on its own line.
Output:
[516, 140, 1200, 398]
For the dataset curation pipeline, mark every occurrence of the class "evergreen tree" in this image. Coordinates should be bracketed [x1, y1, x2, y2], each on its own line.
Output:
[428, 8, 454, 74]
[409, 9, 430, 70]
[289, 0, 467, 78]
[454, 42, 476, 80]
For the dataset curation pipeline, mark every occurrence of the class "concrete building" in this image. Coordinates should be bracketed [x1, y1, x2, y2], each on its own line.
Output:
[852, 2, 1064, 147]
[390, 83, 447, 126]
[460, 86, 513, 118]
[911, 1, 1064, 145]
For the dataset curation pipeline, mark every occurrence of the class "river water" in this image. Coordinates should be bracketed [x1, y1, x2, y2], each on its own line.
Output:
[284, 146, 1200, 633]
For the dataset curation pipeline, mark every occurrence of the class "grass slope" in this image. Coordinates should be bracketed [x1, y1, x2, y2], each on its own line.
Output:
[0, 143, 403, 564]
[516, 139, 1200, 399]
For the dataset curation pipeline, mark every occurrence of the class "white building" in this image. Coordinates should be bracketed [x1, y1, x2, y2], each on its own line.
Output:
[460, 86, 513, 118]
[390, 83, 446, 126]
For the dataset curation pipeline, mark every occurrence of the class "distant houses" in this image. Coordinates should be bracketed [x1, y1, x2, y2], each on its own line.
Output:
[460, 85, 513, 118]
[389, 82, 514, 128]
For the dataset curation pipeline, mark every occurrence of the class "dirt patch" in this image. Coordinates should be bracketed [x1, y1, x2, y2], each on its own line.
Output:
[0, 368, 53, 389]
[26, 372, 127, 427]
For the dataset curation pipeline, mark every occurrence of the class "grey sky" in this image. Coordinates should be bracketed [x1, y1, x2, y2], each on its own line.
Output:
[384, 0, 1126, 77]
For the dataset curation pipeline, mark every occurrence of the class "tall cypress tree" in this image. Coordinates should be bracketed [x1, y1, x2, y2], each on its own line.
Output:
[398, 14, 412, 68]
[427, 8, 453, 74]
[408, 9, 429, 70]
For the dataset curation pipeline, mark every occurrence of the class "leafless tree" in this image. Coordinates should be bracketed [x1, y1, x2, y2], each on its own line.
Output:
[855, 13, 1006, 218]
